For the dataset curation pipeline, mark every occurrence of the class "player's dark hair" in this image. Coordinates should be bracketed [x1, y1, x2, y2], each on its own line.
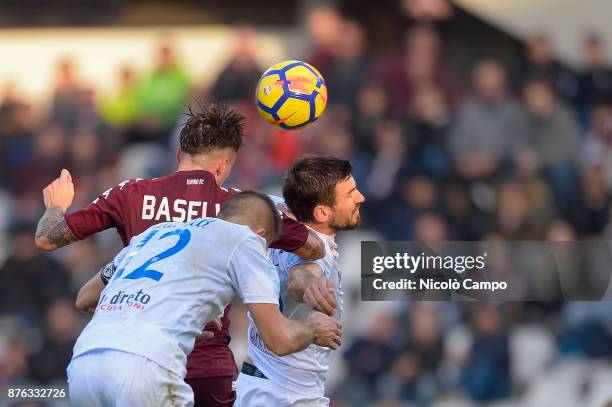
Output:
[283, 155, 353, 223]
[218, 191, 282, 243]
[179, 102, 245, 155]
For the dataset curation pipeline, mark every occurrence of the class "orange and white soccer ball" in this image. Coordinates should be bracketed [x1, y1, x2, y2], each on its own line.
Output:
[255, 60, 328, 129]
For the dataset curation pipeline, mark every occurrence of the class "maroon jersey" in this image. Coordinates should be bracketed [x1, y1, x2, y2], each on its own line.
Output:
[64, 169, 308, 378]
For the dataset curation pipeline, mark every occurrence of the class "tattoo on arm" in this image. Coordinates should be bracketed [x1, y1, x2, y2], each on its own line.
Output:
[297, 231, 325, 260]
[35, 207, 78, 249]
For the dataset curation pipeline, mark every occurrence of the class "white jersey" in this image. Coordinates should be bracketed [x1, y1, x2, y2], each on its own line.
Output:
[71, 218, 279, 378]
[247, 229, 342, 397]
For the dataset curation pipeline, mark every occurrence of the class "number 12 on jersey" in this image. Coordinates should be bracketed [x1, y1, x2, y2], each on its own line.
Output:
[112, 228, 192, 283]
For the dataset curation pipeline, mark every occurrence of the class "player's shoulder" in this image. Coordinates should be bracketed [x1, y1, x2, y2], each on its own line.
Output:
[204, 218, 258, 243]
[92, 177, 144, 203]
[217, 185, 241, 201]
[272, 229, 335, 271]
[113, 177, 148, 192]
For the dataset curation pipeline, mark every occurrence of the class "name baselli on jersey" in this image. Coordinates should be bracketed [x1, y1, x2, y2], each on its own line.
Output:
[141, 195, 221, 222]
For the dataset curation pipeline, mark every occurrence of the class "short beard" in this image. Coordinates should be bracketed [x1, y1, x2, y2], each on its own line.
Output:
[330, 213, 361, 231]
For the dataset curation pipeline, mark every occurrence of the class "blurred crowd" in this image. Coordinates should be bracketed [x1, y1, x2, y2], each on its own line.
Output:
[0, 1, 612, 406]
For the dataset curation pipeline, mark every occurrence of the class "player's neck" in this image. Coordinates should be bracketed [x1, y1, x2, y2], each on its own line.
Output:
[177, 161, 222, 185]
[306, 222, 335, 237]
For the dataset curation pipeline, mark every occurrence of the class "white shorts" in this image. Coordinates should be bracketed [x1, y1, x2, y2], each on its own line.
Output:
[234, 372, 329, 407]
[67, 349, 194, 407]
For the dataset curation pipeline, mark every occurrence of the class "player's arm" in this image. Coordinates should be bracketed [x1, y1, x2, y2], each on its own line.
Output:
[75, 261, 117, 314]
[247, 303, 341, 356]
[292, 229, 325, 260]
[76, 271, 105, 314]
[35, 169, 78, 250]
[36, 174, 131, 251]
[272, 214, 325, 260]
[230, 234, 338, 355]
[287, 263, 336, 316]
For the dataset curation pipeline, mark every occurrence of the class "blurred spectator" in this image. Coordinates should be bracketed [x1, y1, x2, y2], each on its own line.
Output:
[520, 77, 580, 217]
[362, 118, 412, 237]
[513, 33, 578, 104]
[403, 175, 439, 214]
[228, 118, 279, 190]
[0, 225, 71, 316]
[50, 58, 83, 130]
[321, 20, 371, 109]
[353, 81, 390, 153]
[366, 120, 407, 201]
[211, 27, 263, 103]
[400, 0, 453, 24]
[0, 95, 35, 189]
[132, 41, 191, 143]
[306, 6, 342, 73]
[12, 125, 66, 195]
[376, 350, 424, 404]
[583, 99, 612, 190]
[67, 128, 107, 178]
[459, 305, 510, 401]
[412, 212, 449, 241]
[376, 25, 450, 115]
[0, 337, 29, 385]
[577, 33, 612, 125]
[406, 82, 452, 179]
[100, 65, 138, 128]
[568, 163, 611, 237]
[377, 303, 446, 404]
[27, 299, 82, 384]
[405, 303, 443, 373]
[449, 60, 526, 181]
[336, 311, 399, 406]
[494, 180, 549, 239]
[74, 87, 107, 136]
[443, 182, 492, 240]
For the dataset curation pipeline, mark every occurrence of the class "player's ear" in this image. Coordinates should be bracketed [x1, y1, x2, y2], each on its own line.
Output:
[313, 205, 329, 223]
[253, 227, 268, 243]
[215, 159, 229, 182]
[176, 148, 182, 164]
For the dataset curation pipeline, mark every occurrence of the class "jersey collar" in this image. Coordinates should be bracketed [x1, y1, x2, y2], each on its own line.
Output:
[176, 169, 218, 184]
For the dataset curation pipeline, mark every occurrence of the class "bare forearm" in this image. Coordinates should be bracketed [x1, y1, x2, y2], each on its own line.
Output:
[287, 263, 336, 315]
[35, 207, 77, 250]
[292, 230, 324, 260]
[248, 303, 341, 355]
[287, 266, 319, 301]
[276, 313, 342, 353]
[248, 303, 314, 356]
[274, 317, 316, 356]
[76, 271, 105, 314]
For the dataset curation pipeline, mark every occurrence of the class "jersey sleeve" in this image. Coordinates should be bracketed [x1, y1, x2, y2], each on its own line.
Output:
[269, 214, 308, 252]
[113, 244, 131, 267]
[228, 235, 280, 305]
[270, 248, 321, 280]
[64, 183, 128, 240]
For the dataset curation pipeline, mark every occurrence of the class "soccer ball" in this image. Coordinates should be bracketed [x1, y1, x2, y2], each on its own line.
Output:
[255, 60, 328, 130]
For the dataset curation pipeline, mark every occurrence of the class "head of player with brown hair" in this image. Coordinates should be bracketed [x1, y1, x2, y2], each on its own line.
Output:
[177, 102, 245, 185]
[283, 155, 365, 235]
[217, 190, 282, 247]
